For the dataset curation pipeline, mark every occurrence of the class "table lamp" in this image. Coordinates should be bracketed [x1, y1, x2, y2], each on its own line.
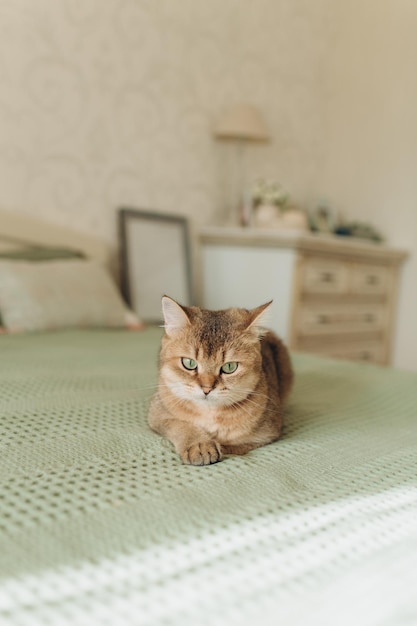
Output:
[213, 104, 270, 226]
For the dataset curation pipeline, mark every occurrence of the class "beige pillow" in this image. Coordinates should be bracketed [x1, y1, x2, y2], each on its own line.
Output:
[0, 259, 142, 332]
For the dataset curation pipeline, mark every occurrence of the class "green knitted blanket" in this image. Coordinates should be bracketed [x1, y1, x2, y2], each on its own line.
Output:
[1, 328, 416, 625]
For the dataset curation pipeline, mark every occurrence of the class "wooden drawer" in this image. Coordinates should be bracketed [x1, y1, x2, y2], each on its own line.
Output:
[329, 342, 385, 364]
[350, 264, 391, 295]
[297, 339, 385, 364]
[297, 303, 387, 336]
[301, 258, 392, 297]
[301, 259, 349, 294]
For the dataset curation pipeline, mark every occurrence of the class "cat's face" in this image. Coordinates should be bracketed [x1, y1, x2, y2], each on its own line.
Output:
[159, 297, 270, 408]
[161, 329, 262, 407]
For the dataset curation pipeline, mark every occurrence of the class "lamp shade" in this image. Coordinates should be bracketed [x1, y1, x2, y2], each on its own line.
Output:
[213, 104, 269, 141]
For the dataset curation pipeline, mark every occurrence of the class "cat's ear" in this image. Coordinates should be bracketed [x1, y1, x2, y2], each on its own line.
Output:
[247, 301, 273, 336]
[161, 296, 190, 336]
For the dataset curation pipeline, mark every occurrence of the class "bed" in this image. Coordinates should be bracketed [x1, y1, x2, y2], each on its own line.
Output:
[0, 211, 416, 625]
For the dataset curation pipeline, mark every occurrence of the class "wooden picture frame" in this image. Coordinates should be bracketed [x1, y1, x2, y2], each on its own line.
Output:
[118, 208, 193, 323]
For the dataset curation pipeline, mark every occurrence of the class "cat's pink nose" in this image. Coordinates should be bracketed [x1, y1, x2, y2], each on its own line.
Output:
[201, 386, 212, 396]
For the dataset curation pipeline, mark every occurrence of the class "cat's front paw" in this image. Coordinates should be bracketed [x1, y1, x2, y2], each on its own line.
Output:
[181, 441, 223, 466]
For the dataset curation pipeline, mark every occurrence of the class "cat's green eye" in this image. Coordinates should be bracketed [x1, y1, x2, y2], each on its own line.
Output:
[221, 361, 238, 374]
[181, 357, 197, 371]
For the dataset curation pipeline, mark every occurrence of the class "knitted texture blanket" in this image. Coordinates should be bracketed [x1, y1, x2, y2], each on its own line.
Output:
[0, 328, 416, 625]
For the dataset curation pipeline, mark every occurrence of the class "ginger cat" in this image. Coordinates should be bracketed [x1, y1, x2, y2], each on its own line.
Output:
[148, 296, 293, 466]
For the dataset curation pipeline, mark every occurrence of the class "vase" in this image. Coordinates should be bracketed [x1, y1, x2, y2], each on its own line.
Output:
[254, 204, 281, 228]
[282, 208, 308, 231]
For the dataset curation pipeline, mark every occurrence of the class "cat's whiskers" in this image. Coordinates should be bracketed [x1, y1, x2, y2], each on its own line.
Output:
[138, 381, 185, 392]
[231, 391, 280, 422]
[228, 398, 261, 421]
[137, 382, 162, 392]
[238, 388, 274, 403]
[222, 391, 268, 420]
[161, 393, 190, 414]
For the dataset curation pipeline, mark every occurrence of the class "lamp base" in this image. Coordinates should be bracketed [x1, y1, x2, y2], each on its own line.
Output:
[238, 187, 253, 227]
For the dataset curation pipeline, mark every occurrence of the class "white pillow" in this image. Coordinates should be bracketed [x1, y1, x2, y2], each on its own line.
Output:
[0, 258, 142, 332]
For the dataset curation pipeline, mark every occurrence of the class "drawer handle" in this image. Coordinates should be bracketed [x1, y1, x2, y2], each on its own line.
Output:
[320, 272, 334, 283]
[364, 313, 375, 323]
[366, 275, 379, 285]
[360, 351, 372, 360]
[317, 314, 330, 324]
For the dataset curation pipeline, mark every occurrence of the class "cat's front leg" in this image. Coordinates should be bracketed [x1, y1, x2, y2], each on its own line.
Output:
[171, 423, 223, 466]
[148, 403, 223, 466]
[182, 440, 222, 466]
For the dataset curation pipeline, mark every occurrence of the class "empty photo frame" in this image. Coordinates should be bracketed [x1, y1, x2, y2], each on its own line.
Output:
[118, 208, 193, 323]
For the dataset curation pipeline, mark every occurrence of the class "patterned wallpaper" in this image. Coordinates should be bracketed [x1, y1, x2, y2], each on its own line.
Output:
[0, 0, 327, 246]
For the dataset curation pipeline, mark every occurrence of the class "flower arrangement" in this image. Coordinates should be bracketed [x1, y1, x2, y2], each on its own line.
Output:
[251, 179, 289, 209]
[251, 178, 308, 231]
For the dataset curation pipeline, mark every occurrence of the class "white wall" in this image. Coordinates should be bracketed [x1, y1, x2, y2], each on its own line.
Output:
[318, 0, 417, 371]
[0, 0, 326, 243]
[1, 1, 416, 370]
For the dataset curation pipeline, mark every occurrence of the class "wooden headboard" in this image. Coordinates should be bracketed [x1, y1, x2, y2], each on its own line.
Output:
[0, 209, 112, 269]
